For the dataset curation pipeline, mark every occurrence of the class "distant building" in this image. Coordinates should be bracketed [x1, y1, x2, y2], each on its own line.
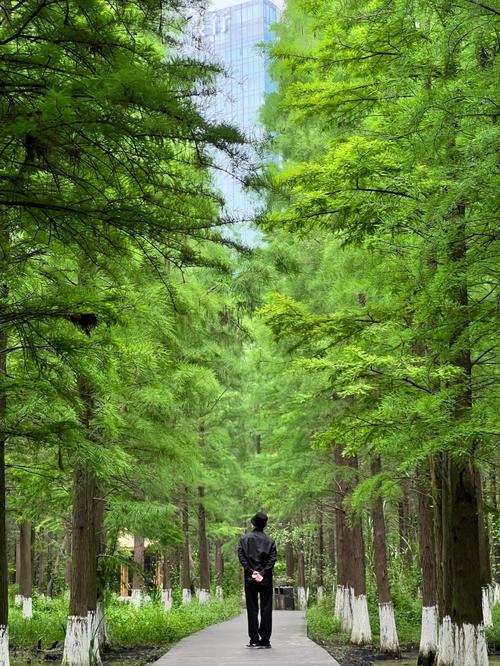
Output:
[187, 0, 280, 235]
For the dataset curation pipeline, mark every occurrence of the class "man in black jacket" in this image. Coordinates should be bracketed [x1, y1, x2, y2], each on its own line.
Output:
[237, 511, 277, 648]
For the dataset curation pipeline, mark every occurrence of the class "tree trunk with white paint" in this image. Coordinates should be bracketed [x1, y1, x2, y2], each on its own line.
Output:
[19, 521, 33, 619]
[371, 457, 399, 655]
[62, 464, 100, 666]
[417, 472, 438, 666]
[198, 486, 210, 603]
[181, 497, 192, 604]
[162, 552, 173, 610]
[334, 448, 352, 632]
[316, 509, 325, 600]
[296, 513, 307, 610]
[0, 328, 8, 666]
[215, 542, 224, 601]
[475, 470, 493, 628]
[345, 456, 371, 646]
[94, 490, 108, 651]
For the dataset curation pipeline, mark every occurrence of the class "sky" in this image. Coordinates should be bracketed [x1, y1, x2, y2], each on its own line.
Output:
[211, 0, 284, 9]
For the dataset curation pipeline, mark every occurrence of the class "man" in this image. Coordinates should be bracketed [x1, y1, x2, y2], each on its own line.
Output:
[237, 511, 277, 649]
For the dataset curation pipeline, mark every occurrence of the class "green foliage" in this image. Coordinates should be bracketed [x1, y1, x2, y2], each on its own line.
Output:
[487, 605, 500, 651]
[306, 595, 344, 643]
[8, 594, 243, 649]
[105, 596, 243, 647]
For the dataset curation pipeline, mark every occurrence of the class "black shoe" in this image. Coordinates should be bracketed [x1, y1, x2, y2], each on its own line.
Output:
[259, 643, 272, 649]
[246, 642, 260, 648]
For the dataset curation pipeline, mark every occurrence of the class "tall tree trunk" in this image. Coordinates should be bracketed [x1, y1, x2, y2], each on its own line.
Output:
[94, 488, 108, 650]
[341, 454, 371, 645]
[0, 324, 8, 666]
[131, 536, 144, 607]
[417, 471, 438, 665]
[162, 552, 173, 610]
[62, 465, 100, 666]
[14, 537, 21, 605]
[198, 486, 210, 603]
[326, 520, 336, 570]
[316, 509, 324, 598]
[19, 522, 33, 618]
[334, 447, 351, 632]
[475, 470, 493, 627]
[64, 521, 72, 589]
[38, 529, 47, 596]
[296, 513, 307, 610]
[181, 498, 191, 604]
[436, 206, 486, 665]
[285, 540, 294, 579]
[371, 457, 399, 655]
[215, 541, 224, 600]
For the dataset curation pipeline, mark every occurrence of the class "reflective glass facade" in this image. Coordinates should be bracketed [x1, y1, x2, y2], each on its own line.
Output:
[192, 1, 279, 228]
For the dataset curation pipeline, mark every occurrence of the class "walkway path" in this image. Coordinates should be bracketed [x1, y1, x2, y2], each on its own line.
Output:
[152, 610, 340, 665]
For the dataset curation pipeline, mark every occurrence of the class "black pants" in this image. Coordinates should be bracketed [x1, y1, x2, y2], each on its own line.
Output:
[244, 578, 273, 645]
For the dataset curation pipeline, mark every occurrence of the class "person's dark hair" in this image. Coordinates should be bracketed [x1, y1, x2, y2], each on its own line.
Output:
[251, 512, 268, 529]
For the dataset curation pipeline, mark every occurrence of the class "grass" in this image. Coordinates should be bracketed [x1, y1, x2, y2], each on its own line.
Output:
[307, 590, 500, 651]
[8, 592, 243, 650]
[306, 595, 345, 643]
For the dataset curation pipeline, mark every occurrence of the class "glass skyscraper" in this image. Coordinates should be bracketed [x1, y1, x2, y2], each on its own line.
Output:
[189, 0, 279, 232]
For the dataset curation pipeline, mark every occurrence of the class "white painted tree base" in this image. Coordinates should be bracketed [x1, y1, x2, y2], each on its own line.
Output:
[418, 605, 438, 664]
[482, 586, 493, 628]
[198, 589, 210, 604]
[317, 585, 324, 600]
[62, 615, 101, 666]
[0, 625, 9, 666]
[95, 602, 109, 650]
[350, 594, 372, 645]
[297, 586, 307, 610]
[334, 585, 353, 633]
[378, 601, 399, 654]
[21, 596, 32, 619]
[494, 582, 500, 606]
[215, 585, 223, 601]
[437, 616, 488, 666]
[182, 588, 192, 604]
[130, 589, 141, 608]
[161, 589, 173, 611]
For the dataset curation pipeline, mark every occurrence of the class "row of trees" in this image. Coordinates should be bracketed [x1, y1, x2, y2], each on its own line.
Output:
[237, 1, 499, 665]
[0, 1, 256, 665]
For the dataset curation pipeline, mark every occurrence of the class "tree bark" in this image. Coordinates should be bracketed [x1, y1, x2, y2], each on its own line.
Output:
[0, 325, 8, 665]
[132, 536, 145, 595]
[371, 457, 399, 655]
[215, 541, 224, 600]
[19, 521, 33, 618]
[38, 529, 47, 596]
[417, 471, 438, 665]
[284, 541, 294, 579]
[161, 552, 173, 610]
[475, 469, 493, 626]
[316, 509, 324, 596]
[334, 447, 351, 631]
[181, 498, 191, 603]
[436, 208, 487, 665]
[198, 486, 210, 602]
[296, 513, 307, 610]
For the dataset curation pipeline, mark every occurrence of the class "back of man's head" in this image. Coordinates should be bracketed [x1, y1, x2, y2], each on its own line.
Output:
[251, 511, 268, 530]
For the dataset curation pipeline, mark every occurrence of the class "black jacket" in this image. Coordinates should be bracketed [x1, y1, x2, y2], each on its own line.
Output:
[237, 528, 277, 581]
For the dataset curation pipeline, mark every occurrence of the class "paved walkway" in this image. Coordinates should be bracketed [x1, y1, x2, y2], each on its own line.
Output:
[152, 611, 340, 665]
